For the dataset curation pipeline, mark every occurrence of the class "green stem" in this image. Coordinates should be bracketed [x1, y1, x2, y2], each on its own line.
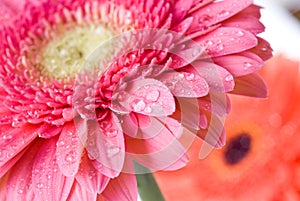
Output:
[134, 163, 165, 201]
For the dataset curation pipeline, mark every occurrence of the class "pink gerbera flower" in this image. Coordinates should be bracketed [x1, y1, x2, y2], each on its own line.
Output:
[0, 0, 271, 200]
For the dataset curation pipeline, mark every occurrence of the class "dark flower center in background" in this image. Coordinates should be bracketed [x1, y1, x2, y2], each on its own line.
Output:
[224, 133, 251, 165]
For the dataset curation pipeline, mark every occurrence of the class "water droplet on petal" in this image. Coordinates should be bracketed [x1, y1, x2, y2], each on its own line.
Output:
[107, 146, 120, 158]
[198, 15, 211, 24]
[216, 43, 224, 51]
[37, 183, 44, 189]
[185, 73, 195, 81]
[2, 135, 12, 140]
[236, 30, 244, 36]
[18, 189, 24, 194]
[225, 74, 234, 82]
[146, 90, 160, 102]
[218, 10, 230, 17]
[261, 47, 267, 51]
[65, 151, 77, 163]
[105, 129, 118, 138]
[100, 121, 112, 130]
[131, 99, 146, 112]
[144, 106, 153, 113]
[243, 62, 252, 70]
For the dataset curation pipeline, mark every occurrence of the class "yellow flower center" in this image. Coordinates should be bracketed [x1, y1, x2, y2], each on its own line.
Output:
[41, 25, 114, 79]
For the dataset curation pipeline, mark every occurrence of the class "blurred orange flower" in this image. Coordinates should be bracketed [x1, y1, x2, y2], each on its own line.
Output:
[155, 55, 300, 201]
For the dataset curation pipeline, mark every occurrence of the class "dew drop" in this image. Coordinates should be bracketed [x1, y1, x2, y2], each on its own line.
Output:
[205, 40, 213, 46]
[131, 99, 146, 112]
[243, 62, 252, 69]
[215, 43, 224, 52]
[261, 47, 267, 51]
[146, 90, 160, 102]
[144, 106, 153, 113]
[65, 151, 77, 163]
[236, 30, 244, 37]
[198, 15, 211, 24]
[37, 183, 44, 189]
[107, 146, 120, 158]
[105, 129, 118, 138]
[185, 73, 195, 81]
[2, 135, 12, 140]
[100, 121, 112, 130]
[225, 74, 233, 82]
[218, 10, 230, 17]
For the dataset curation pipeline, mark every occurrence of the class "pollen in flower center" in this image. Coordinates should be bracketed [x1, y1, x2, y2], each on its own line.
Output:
[41, 25, 114, 79]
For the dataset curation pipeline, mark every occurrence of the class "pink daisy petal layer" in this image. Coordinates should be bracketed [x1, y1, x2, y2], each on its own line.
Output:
[118, 113, 139, 138]
[32, 137, 74, 201]
[196, 27, 258, 57]
[56, 122, 84, 177]
[68, 181, 97, 201]
[84, 116, 125, 178]
[250, 37, 273, 61]
[223, 14, 265, 35]
[5, 141, 42, 201]
[76, 152, 110, 194]
[231, 73, 268, 98]
[172, 0, 194, 22]
[189, 0, 253, 32]
[186, 62, 235, 92]
[101, 173, 137, 201]
[114, 79, 175, 116]
[127, 117, 189, 171]
[213, 53, 263, 77]
[0, 124, 39, 167]
[159, 71, 209, 97]
[172, 98, 206, 130]
[0, 148, 27, 179]
[193, 114, 226, 148]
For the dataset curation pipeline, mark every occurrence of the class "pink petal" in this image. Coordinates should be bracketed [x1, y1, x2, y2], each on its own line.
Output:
[188, 0, 214, 14]
[172, 17, 193, 34]
[172, 0, 194, 22]
[239, 4, 262, 18]
[67, 181, 97, 201]
[6, 140, 42, 201]
[198, 94, 231, 116]
[188, 114, 226, 148]
[127, 117, 189, 171]
[0, 2, 14, 27]
[0, 176, 7, 201]
[223, 15, 265, 34]
[188, 0, 253, 32]
[169, 44, 206, 69]
[230, 72, 268, 98]
[0, 148, 26, 179]
[196, 27, 258, 57]
[84, 114, 125, 178]
[213, 52, 263, 77]
[117, 113, 139, 138]
[185, 61, 235, 92]
[56, 122, 84, 177]
[32, 137, 75, 201]
[171, 98, 206, 130]
[158, 71, 209, 97]
[37, 123, 63, 138]
[112, 79, 175, 117]
[0, 124, 39, 167]
[101, 173, 137, 201]
[76, 152, 110, 194]
[250, 37, 273, 61]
